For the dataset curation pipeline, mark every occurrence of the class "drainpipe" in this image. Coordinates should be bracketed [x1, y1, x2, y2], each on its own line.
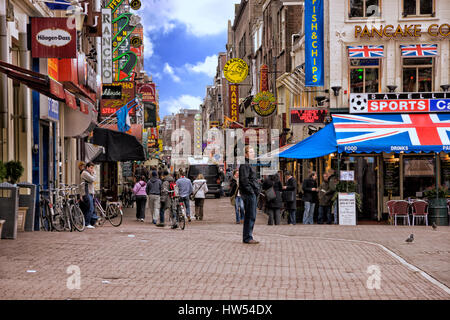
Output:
[0, 15, 8, 129]
[19, 32, 29, 133]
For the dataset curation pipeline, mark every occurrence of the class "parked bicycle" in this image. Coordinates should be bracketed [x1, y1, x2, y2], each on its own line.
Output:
[94, 189, 123, 227]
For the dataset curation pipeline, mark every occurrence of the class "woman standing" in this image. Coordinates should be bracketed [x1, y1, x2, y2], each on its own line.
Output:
[262, 173, 283, 225]
[133, 176, 148, 222]
[192, 174, 208, 220]
[230, 170, 245, 224]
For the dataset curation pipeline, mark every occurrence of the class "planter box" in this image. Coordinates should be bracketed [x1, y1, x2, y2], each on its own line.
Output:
[17, 207, 28, 232]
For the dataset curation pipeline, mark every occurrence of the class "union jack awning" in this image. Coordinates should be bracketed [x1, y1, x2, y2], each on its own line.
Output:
[279, 114, 450, 159]
[348, 45, 384, 58]
[400, 44, 438, 57]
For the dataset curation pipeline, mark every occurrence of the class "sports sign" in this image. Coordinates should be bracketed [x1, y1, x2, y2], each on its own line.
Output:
[31, 18, 77, 58]
[350, 92, 450, 113]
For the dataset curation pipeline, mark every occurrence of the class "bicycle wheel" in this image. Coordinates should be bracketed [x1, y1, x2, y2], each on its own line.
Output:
[39, 204, 51, 231]
[51, 206, 65, 232]
[178, 207, 185, 230]
[70, 205, 85, 232]
[106, 205, 123, 227]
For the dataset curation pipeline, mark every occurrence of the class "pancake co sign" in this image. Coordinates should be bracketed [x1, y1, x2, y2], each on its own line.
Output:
[31, 18, 77, 58]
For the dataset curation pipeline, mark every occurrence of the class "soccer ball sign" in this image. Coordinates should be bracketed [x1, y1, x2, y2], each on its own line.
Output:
[350, 94, 368, 113]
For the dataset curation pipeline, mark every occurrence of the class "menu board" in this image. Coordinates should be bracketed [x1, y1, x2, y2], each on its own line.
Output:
[338, 193, 356, 226]
[441, 160, 450, 189]
[384, 160, 400, 196]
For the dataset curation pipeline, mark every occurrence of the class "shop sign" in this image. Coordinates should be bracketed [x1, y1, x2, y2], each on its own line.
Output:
[106, 0, 124, 14]
[340, 171, 354, 181]
[350, 92, 450, 114]
[137, 83, 156, 103]
[42, 98, 59, 122]
[229, 84, 239, 122]
[305, 0, 324, 87]
[31, 18, 77, 58]
[260, 65, 269, 92]
[130, 0, 141, 10]
[252, 91, 277, 117]
[101, 8, 113, 84]
[223, 58, 248, 84]
[291, 109, 328, 124]
[80, 100, 90, 115]
[338, 193, 356, 226]
[100, 82, 135, 116]
[144, 102, 157, 128]
[65, 90, 77, 110]
[355, 24, 450, 38]
[102, 84, 122, 99]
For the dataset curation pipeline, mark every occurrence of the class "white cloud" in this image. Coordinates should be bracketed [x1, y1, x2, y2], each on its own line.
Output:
[186, 55, 218, 78]
[163, 63, 181, 83]
[143, 33, 154, 59]
[160, 95, 203, 115]
[138, 0, 239, 37]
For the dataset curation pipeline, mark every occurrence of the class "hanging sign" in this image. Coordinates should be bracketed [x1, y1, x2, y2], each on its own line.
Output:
[305, 0, 324, 87]
[260, 64, 269, 92]
[137, 83, 156, 103]
[229, 84, 239, 122]
[101, 8, 113, 84]
[31, 18, 77, 58]
[223, 58, 248, 84]
[252, 91, 277, 117]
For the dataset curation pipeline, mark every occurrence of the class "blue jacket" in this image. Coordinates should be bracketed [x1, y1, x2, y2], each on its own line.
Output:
[176, 177, 193, 198]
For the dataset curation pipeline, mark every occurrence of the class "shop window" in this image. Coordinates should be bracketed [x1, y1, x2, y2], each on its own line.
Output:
[403, 0, 434, 16]
[404, 156, 435, 198]
[349, 59, 380, 93]
[402, 57, 433, 92]
[349, 0, 380, 18]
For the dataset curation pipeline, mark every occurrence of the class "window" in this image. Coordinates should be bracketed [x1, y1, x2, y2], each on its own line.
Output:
[239, 33, 246, 58]
[349, 59, 380, 93]
[349, 0, 380, 18]
[402, 57, 433, 92]
[403, 0, 433, 16]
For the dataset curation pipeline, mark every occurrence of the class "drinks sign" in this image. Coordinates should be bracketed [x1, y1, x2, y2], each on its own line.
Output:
[350, 92, 450, 113]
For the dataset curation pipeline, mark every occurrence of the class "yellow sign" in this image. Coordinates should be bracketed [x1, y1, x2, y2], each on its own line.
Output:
[252, 91, 277, 117]
[223, 58, 249, 84]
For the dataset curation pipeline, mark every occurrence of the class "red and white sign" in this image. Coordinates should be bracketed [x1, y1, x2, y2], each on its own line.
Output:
[31, 18, 77, 58]
[136, 83, 156, 103]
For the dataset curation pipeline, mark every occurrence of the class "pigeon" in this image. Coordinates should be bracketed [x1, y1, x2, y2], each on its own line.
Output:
[405, 234, 414, 243]
[432, 222, 437, 231]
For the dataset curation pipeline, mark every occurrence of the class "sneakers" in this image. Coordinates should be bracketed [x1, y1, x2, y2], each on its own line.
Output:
[140, 219, 145, 222]
[86, 225, 95, 229]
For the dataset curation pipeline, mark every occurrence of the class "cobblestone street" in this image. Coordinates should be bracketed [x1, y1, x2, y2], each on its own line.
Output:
[0, 197, 449, 300]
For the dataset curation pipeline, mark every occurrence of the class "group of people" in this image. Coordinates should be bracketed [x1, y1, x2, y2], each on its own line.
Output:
[132, 169, 208, 229]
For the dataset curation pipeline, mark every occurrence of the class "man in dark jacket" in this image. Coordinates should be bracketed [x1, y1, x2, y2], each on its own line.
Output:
[263, 174, 283, 225]
[302, 172, 318, 224]
[318, 172, 336, 224]
[283, 171, 297, 225]
[239, 145, 260, 244]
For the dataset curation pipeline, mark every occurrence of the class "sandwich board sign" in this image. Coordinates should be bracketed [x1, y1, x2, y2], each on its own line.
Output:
[338, 193, 356, 226]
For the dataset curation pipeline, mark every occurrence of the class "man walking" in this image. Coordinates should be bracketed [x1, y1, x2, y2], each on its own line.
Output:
[146, 171, 162, 225]
[239, 145, 260, 244]
[283, 171, 297, 225]
[176, 170, 193, 222]
[159, 170, 174, 227]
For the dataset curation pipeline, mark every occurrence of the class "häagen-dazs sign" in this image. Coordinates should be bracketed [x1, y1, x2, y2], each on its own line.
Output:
[31, 18, 77, 58]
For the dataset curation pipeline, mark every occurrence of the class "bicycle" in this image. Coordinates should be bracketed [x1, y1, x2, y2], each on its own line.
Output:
[64, 184, 85, 232]
[168, 191, 186, 230]
[39, 187, 66, 232]
[94, 190, 123, 227]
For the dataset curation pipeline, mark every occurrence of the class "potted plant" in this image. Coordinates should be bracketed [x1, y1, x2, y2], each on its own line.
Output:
[423, 185, 449, 226]
[5, 161, 24, 185]
[331, 180, 362, 213]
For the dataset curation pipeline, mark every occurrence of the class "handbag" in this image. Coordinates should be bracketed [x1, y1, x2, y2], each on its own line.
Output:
[190, 181, 206, 201]
[230, 184, 239, 206]
[264, 186, 276, 202]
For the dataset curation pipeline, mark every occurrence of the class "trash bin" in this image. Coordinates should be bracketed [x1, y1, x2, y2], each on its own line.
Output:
[428, 198, 449, 226]
[17, 207, 28, 232]
[0, 182, 19, 239]
[17, 183, 37, 232]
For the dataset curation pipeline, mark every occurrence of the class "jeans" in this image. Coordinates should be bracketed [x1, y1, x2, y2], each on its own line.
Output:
[180, 196, 191, 217]
[160, 201, 166, 223]
[242, 193, 257, 243]
[303, 201, 315, 224]
[267, 208, 281, 225]
[84, 194, 95, 226]
[318, 205, 332, 224]
[148, 194, 161, 222]
[288, 209, 296, 225]
[235, 196, 245, 223]
[135, 195, 147, 220]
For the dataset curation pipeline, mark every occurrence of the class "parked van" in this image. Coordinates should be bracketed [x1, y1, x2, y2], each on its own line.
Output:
[187, 164, 221, 198]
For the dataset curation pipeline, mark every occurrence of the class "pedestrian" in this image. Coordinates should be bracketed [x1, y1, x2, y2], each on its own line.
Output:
[239, 145, 260, 244]
[326, 169, 339, 224]
[133, 175, 148, 222]
[176, 170, 193, 222]
[160, 170, 175, 227]
[80, 162, 97, 229]
[302, 172, 318, 225]
[146, 171, 162, 225]
[318, 172, 336, 224]
[192, 174, 208, 220]
[283, 171, 298, 225]
[263, 173, 283, 225]
[230, 170, 244, 224]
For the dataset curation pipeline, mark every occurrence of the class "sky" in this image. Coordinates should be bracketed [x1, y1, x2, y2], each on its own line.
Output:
[136, 0, 241, 118]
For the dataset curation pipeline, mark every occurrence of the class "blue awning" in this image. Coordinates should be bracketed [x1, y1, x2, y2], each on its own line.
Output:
[44, 0, 70, 10]
[279, 113, 450, 159]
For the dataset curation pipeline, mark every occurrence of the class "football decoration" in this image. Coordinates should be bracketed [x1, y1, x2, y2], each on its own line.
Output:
[350, 94, 368, 112]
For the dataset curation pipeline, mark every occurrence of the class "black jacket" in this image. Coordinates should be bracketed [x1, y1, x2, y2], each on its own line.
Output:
[284, 177, 297, 210]
[230, 178, 239, 197]
[262, 176, 283, 209]
[239, 160, 260, 196]
[302, 178, 318, 203]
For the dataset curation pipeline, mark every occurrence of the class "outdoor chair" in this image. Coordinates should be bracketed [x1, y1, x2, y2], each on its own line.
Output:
[411, 200, 428, 226]
[387, 200, 398, 225]
[393, 200, 410, 226]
